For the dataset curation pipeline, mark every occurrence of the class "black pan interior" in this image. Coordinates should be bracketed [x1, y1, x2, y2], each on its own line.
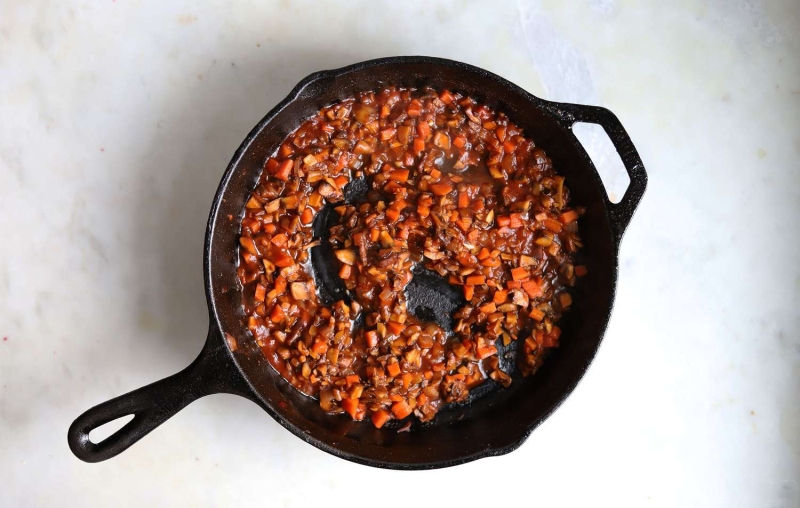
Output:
[204, 57, 617, 468]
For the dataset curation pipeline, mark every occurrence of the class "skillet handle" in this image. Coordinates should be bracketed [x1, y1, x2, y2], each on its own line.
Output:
[68, 331, 247, 463]
[555, 102, 648, 243]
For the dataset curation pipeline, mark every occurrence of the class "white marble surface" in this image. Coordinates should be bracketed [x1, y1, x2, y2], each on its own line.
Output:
[2, 0, 799, 506]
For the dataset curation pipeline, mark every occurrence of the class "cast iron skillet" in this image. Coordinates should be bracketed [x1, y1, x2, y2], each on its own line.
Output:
[68, 56, 646, 469]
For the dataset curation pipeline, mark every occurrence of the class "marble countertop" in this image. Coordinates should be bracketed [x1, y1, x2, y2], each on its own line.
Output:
[2, 1, 798, 506]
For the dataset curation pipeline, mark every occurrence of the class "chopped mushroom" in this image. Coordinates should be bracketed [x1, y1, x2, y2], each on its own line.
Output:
[290, 281, 311, 300]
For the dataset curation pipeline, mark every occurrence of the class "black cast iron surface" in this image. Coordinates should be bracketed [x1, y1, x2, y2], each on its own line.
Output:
[68, 56, 647, 469]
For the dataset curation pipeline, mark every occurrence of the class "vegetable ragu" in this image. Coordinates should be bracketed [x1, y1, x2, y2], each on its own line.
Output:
[237, 87, 585, 428]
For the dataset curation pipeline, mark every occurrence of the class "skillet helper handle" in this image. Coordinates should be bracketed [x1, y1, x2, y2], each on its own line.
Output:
[68, 334, 243, 463]
[556, 102, 648, 243]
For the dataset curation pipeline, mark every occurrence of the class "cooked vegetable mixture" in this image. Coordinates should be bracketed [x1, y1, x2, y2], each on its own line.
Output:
[238, 87, 585, 428]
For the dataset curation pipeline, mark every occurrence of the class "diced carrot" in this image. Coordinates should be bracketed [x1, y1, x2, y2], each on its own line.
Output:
[506, 280, 522, 289]
[300, 207, 314, 225]
[311, 340, 328, 355]
[371, 409, 390, 429]
[503, 140, 516, 153]
[342, 398, 359, 419]
[391, 400, 413, 419]
[550, 326, 562, 340]
[429, 168, 442, 179]
[429, 182, 453, 196]
[479, 302, 496, 314]
[560, 210, 579, 224]
[385, 207, 400, 222]
[458, 191, 470, 209]
[263, 223, 277, 234]
[477, 247, 491, 260]
[417, 121, 431, 138]
[272, 250, 294, 268]
[365, 330, 379, 348]
[270, 304, 285, 323]
[496, 125, 507, 142]
[481, 257, 501, 268]
[240, 236, 258, 255]
[509, 213, 524, 228]
[254, 284, 266, 302]
[511, 267, 529, 281]
[466, 275, 485, 286]
[522, 280, 542, 298]
[389, 394, 404, 402]
[476, 345, 497, 359]
[417, 205, 430, 217]
[439, 89, 454, 105]
[575, 265, 588, 276]
[334, 175, 349, 189]
[273, 159, 293, 181]
[246, 196, 261, 209]
[339, 263, 352, 279]
[335, 152, 349, 170]
[389, 169, 409, 182]
[529, 308, 545, 321]
[453, 135, 466, 148]
[274, 275, 287, 294]
[493, 290, 508, 304]
[467, 229, 480, 243]
[455, 218, 470, 232]
[402, 373, 412, 389]
[393, 198, 409, 211]
[386, 321, 404, 336]
[279, 144, 293, 157]
[345, 374, 360, 387]
[433, 130, 451, 149]
[543, 218, 563, 232]
[308, 191, 323, 208]
[417, 392, 428, 406]
[413, 136, 425, 154]
[542, 334, 558, 348]
[463, 285, 475, 300]
[559, 292, 572, 309]
[386, 362, 401, 377]
[245, 219, 262, 234]
[497, 215, 511, 227]
[407, 100, 422, 117]
[380, 127, 396, 141]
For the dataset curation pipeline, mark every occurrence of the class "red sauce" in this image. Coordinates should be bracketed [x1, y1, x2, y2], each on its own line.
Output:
[238, 87, 585, 427]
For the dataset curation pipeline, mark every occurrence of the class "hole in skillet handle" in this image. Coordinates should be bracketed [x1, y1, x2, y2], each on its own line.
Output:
[554, 102, 648, 243]
[572, 122, 630, 204]
[89, 414, 136, 444]
[68, 337, 248, 463]
[309, 177, 466, 334]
